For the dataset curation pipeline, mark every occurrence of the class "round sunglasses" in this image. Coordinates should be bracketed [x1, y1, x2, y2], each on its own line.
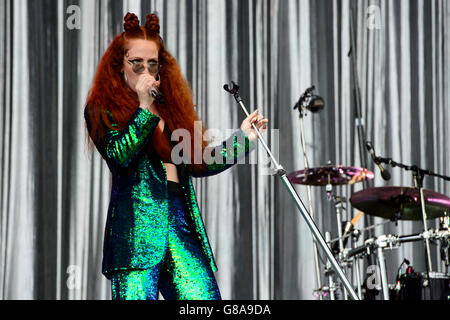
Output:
[126, 59, 162, 76]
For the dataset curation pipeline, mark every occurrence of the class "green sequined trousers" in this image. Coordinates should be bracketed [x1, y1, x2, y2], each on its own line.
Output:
[110, 182, 221, 300]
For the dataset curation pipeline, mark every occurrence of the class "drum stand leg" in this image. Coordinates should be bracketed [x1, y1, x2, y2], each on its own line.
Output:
[333, 197, 348, 300]
[352, 231, 363, 299]
[325, 232, 336, 300]
[354, 255, 362, 299]
[414, 173, 433, 274]
[376, 246, 390, 300]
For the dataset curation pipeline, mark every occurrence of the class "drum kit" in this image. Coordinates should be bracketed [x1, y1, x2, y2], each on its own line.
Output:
[288, 165, 450, 300]
[288, 85, 450, 300]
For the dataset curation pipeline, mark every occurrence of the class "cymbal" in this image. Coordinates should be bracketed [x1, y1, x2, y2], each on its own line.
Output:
[287, 165, 375, 186]
[350, 187, 450, 221]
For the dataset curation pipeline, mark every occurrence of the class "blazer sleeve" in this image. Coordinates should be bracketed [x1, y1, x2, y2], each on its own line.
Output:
[84, 105, 160, 168]
[185, 128, 256, 178]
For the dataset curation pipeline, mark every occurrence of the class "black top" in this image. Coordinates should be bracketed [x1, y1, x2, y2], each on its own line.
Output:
[161, 123, 174, 164]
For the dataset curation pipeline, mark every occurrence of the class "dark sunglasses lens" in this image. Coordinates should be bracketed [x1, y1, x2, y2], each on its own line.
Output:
[132, 63, 145, 74]
[149, 63, 160, 75]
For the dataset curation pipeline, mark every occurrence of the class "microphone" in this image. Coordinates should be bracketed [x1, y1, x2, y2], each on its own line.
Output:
[366, 141, 391, 181]
[305, 95, 324, 113]
[150, 88, 165, 104]
[293, 86, 324, 114]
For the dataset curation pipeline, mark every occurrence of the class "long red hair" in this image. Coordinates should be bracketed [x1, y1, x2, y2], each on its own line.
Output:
[85, 13, 209, 168]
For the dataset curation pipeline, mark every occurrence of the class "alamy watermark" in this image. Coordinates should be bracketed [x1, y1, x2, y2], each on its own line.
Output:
[66, 5, 81, 30]
[366, 5, 382, 30]
[365, 264, 381, 290]
[66, 265, 82, 290]
[168, 121, 279, 176]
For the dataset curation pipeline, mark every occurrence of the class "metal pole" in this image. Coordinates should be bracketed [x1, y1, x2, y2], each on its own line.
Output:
[299, 113, 323, 300]
[325, 232, 336, 300]
[352, 233, 363, 299]
[413, 173, 433, 274]
[334, 199, 348, 300]
[419, 187, 433, 273]
[376, 246, 390, 300]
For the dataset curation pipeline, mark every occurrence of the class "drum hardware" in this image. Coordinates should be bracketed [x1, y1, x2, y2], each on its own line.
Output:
[324, 231, 336, 300]
[344, 229, 450, 300]
[331, 211, 364, 254]
[351, 229, 363, 299]
[326, 183, 360, 300]
[390, 269, 450, 300]
[414, 172, 434, 274]
[441, 214, 449, 229]
[364, 156, 450, 276]
[439, 215, 450, 268]
[421, 272, 450, 300]
[349, 234, 400, 300]
[350, 179, 449, 293]
[329, 219, 391, 246]
[325, 228, 363, 300]
[288, 162, 373, 300]
[327, 190, 347, 258]
[312, 283, 339, 299]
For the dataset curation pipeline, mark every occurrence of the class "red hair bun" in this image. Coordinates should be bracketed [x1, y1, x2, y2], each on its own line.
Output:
[123, 12, 140, 32]
[145, 13, 160, 34]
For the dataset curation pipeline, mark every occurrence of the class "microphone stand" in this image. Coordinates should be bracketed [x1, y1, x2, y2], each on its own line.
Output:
[349, 7, 370, 188]
[224, 81, 360, 300]
[297, 98, 323, 300]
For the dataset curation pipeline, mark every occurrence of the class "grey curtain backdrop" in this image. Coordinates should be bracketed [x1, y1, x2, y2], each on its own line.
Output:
[0, 0, 449, 300]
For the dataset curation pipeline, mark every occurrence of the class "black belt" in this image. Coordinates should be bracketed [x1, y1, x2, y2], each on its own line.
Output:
[167, 180, 183, 196]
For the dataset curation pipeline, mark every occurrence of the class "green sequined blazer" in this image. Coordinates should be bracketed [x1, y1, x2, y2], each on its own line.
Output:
[84, 106, 255, 279]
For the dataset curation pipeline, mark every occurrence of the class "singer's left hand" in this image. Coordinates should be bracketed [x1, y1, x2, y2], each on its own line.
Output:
[240, 109, 269, 142]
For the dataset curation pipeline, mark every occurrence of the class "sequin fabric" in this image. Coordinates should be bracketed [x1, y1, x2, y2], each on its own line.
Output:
[111, 189, 221, 300]
[84, 105, 256, 282]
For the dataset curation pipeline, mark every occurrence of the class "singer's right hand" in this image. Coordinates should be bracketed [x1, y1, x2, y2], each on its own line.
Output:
[136, 73, 160, 110]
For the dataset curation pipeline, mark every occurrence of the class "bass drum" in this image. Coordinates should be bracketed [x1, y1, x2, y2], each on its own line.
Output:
[391, 272, 450, 300]
[422, 272, 450, 300]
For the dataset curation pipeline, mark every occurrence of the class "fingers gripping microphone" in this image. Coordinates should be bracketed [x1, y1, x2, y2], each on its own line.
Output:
[366, 141, 391, 181]
[150, 88, 166, 104]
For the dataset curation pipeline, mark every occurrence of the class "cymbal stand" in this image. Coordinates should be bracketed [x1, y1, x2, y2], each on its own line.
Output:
[411, 171, 434, 277]
[297, 93, 323, 300]
[351, 229, 363, 299]
[325, 232, 336, 300]
[374, 235, 392, 300]
[224, 81, 359, 300]
[327, 188, 348, 300]
[439, 215, 449, 272]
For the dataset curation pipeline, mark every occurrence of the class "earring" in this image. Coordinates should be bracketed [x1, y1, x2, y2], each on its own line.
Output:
[124, 73, 128, 82]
